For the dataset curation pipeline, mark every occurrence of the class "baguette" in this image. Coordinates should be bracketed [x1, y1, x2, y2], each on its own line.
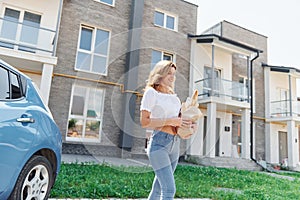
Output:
[191, 89, 198, 106]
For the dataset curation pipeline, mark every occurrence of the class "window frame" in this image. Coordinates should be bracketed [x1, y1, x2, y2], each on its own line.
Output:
[154, 9, 178, 31]
[9, 71, 23, 99]
[239, 75, 256, 113]
[95, 0, 115, 7]
[0, 65, 25, 101]
[0, 66, 10, 100]
[75, 24, 111, 76]
[151, 49, 175, 69]
[238, 76, 249, 102]
[203, 66, 222, 96]
[66, 84, 106, 143]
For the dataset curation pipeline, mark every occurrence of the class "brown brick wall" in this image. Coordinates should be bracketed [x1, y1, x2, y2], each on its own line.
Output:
[221, 21, 267, 159]
[50, 0, 198, 157]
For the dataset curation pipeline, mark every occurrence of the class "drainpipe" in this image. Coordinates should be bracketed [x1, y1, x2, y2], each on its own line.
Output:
[250, 51, 259, 162]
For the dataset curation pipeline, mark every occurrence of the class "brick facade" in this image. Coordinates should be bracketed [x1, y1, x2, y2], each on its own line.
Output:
[49, 0, 198, 157]
[221, 21, 268, 159]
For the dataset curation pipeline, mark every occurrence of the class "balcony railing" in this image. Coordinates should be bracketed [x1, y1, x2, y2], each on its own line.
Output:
[270, 100, 300, 117]
[0, 17, 56, 55]
[195, 78, 249, 102]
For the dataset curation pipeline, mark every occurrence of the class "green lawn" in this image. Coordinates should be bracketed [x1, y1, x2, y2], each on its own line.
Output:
[50, 163, 300, 199]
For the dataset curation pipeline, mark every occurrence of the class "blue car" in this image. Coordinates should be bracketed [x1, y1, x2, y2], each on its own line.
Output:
[0, 59, 62, 200]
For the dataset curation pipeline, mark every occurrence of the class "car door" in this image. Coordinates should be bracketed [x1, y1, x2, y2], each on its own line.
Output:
[0, 65, 36, 193]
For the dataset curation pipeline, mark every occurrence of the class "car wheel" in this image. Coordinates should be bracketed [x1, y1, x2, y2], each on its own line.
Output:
[8, 155, 53, 200]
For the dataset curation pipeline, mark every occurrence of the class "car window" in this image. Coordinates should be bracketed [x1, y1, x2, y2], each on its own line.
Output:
[20, 75, 27, 96]
[0, 66, 9, 100]
[10, 72, 22, 99]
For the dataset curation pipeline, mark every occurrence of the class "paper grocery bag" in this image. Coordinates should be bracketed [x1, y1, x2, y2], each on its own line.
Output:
[177, 90, 203, 139]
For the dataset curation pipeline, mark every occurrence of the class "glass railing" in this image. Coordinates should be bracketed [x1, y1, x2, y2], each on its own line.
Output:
[202, 22, 222, 35]
[0, 17, 56, 55]
[194, 78, 249, 102]
[270, 100, 300, 117]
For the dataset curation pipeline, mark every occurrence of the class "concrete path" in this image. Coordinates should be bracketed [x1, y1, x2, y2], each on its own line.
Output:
[61, 154, 151, 167]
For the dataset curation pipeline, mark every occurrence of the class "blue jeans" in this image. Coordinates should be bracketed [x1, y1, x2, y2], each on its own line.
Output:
[147, 130, 180, 200]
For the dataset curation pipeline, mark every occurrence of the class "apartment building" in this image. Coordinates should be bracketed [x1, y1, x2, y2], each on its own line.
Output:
[49, 0, 198, 157]
[1, 0, 298, 170]
[0, 0, 62, 104]
[187, 21, 268, 166]
[263, 64, 300, 169]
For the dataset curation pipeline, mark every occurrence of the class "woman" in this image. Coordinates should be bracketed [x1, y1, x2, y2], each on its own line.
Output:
[140, 60, 193, 200]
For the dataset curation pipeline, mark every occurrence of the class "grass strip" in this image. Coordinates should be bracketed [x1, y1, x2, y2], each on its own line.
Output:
[50, 163, 300, 199]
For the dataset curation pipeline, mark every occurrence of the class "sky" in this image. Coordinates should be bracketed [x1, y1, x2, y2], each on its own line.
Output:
[186, 0, 300, 97]
[187, 0, 300, 96]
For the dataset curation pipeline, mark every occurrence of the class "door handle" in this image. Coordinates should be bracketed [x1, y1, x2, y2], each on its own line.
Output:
[17, 117, 35, 123]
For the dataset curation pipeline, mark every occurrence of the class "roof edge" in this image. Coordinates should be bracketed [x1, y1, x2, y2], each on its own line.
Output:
[180, 0, 199, 7]
[188, 33, 263, 53]
[262, 63, 300, 73]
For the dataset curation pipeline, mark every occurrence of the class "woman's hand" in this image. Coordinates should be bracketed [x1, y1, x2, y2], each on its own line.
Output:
[141, 110, 183, 128]
[180, 118, 192, 128]
[191, 122, 198, 133]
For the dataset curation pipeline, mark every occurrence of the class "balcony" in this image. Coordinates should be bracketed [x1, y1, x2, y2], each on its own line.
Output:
[195, 78, 249, 101]
[0, 17, 56, 56]
[270, 100, 300, 118]
[194, 78, 250, 111]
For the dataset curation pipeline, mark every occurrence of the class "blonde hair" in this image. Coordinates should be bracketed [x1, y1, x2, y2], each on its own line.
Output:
[145, 60, 177, 93]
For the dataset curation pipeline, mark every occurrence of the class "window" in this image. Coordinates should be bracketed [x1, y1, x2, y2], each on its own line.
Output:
[10, 72, 22, 99]
[0, 7, 41, 52]
[0, 8, 19, 49]
[75, 25, 110, 75]
[151, 50, 174, 69]
[238, 76, 249, 101]
[237, 121, 242, 157]
[236, 121, 256, 158]
[0, 66, 23, 100]
[67, 85, 105, 142]
[0, 66, 9, 100]
[97, 0, 114, 6]
[239, 76, 256, 112]
[154, 10, 177, 31]
[19, 11, 41, 52]
[204, 66, 221, 96]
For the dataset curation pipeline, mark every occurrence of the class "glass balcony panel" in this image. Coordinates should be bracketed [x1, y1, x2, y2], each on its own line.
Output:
[0, 19, 18, 41]
[20, 12, 41, 45]
[20, 25, 39, 45]
[195, 78, 248, 102]
[270, 100, 289, 117]
[270, 100, 300, 117]
[293, 101, 300, 116]
[0, 17, 55, 55]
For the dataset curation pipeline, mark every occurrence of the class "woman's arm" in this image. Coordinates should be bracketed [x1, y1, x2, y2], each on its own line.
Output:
[140, 110, 182, 129]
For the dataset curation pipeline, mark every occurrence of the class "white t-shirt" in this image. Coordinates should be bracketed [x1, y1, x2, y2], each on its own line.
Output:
[140, 87, 181, 119]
